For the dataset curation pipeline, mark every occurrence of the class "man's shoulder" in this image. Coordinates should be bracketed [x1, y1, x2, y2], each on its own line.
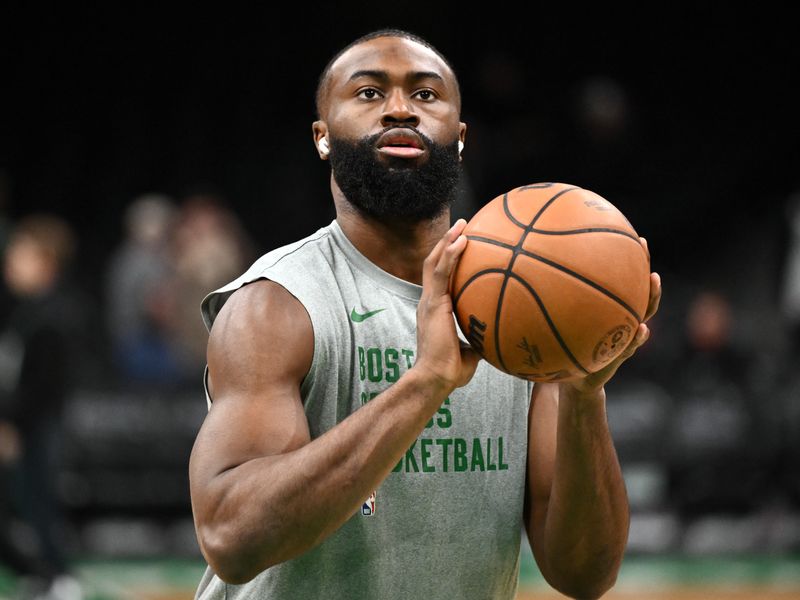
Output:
[248, 223, 335, 273]
[219, 222, 337, 292]
[201, 223, 337, 331]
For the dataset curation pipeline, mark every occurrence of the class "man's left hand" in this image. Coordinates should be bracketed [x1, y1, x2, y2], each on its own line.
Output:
[566, 238, 662, 395]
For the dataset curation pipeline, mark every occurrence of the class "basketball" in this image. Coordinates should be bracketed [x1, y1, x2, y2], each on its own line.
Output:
[450, 182, 650, 382]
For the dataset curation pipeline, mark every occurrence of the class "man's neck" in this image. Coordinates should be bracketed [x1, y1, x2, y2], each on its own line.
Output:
[333, 197, 450, 286]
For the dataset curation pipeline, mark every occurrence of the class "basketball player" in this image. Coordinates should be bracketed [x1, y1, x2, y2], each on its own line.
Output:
[189, 28, 661, 600]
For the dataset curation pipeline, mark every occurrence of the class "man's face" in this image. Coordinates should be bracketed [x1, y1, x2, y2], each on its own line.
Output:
[315, 37, 466, 222]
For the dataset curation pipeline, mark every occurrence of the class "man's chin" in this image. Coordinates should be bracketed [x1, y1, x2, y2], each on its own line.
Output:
[329, 133, 460, 222]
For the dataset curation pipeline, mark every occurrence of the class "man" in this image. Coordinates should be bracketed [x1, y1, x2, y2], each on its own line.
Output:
[0, 214, 85, 599]
[189, 28, 661, 600]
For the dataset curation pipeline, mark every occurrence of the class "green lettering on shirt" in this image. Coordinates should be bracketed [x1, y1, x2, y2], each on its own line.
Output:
[366, 348, 382, 382]
[385, 348, 400, 382]
[486, 437, 497, 471]
[401, 348, 415, 369]
[499, 436, 509, 470]
[436, 397, 452, 429]
[454, 438, 468, 472]
[404, 441, 419, 473]
[358, 346, 366, 381]
[470, 438, 485, 472]
[420, 438, 435, 472]
[435, 438, 452, 472]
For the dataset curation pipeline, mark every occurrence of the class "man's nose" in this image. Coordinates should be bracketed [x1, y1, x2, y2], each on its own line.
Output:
[380, 89, 419, 127]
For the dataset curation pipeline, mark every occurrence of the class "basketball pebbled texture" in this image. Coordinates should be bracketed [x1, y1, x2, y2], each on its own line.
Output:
[450, 182, 650, 382]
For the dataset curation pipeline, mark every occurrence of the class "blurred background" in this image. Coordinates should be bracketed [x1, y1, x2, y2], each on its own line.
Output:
[2, 3, 799, 599]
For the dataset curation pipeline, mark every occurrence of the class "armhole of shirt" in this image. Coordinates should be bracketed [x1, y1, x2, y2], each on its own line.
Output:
[203, 364, 213, 409]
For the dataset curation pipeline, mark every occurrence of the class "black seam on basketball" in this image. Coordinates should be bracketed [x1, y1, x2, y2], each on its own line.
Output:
[529, 186, 579, 228]
[518, 249, 643, 322]
[452, 268, 508, 309]
[465, 235, 515, 250]
[450, 267, 513, 371]
[502, 186, 579, 231]
[517, 182, 558, 191]
[502, 192, 529, 230]
[506, 271, 590, 375]
[493, 187, 579, 376]
[530, 227, 640, 241]
[494, 275, 512, 373]
[495, 197, 543, 373]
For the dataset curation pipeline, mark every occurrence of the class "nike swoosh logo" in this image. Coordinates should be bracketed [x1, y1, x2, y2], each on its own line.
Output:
[350, 307, 386, 323]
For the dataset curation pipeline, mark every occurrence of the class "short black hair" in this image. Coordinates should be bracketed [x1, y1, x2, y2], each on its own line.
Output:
[314, 28, 461, 119]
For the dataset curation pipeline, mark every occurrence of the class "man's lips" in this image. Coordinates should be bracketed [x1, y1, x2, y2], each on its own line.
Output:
[376, 129, 427, 158]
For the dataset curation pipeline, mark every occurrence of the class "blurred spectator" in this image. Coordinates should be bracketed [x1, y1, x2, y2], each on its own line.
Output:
[0, 171, 14, 319]
[683, 291, 744, 380]
[105, 191, 254, 388]
[573, 76, 632, 147]
[164, 192, 255, 383]
[775, 191, 800, 507]
[665, 290, 774, 517]
[566, 76, 647, 219]
[780, 190, 800, 354]
[0, 214, 85, 598]
[105, 193, 181, 386]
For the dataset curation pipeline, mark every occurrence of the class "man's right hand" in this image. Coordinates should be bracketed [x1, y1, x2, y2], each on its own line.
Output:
[413, 218, 481, 394]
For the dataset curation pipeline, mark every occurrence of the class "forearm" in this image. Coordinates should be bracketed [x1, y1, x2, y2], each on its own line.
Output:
[196, 368, 449, 582]
[539, 385, 629, 599]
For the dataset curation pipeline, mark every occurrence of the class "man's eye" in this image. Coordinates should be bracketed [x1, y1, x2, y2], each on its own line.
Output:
[358, 88, 381, 99]
[415, 90, 436, 101]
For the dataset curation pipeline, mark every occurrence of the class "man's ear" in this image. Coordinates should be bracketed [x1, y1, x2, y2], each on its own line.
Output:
[312, 121, 329, 160]
[459, 122, 467, 161]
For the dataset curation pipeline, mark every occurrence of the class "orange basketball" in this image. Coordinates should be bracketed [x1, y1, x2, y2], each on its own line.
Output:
[450, 182, 650, 382]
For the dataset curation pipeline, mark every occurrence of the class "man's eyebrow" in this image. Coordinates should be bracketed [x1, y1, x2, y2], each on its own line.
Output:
[347, 70, 446, 85]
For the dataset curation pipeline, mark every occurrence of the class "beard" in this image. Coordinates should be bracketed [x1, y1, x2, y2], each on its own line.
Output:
[328, 127, 462, 222]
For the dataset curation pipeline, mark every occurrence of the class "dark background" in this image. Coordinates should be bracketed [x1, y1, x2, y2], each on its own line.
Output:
[6, 5, 799, 301]
[3, 3, 800, 561]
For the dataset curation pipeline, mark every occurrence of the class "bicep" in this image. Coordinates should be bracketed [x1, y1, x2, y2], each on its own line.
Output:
[189, 280, 314, 498]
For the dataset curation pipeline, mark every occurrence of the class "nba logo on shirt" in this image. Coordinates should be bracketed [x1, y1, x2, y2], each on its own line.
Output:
[362, 491, 376, 516]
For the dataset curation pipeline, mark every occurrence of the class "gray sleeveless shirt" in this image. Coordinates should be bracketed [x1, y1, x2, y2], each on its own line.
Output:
[195, 220, 533, 600]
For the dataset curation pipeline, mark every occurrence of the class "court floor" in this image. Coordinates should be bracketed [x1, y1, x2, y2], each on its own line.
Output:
[1, 554, 799, 599]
